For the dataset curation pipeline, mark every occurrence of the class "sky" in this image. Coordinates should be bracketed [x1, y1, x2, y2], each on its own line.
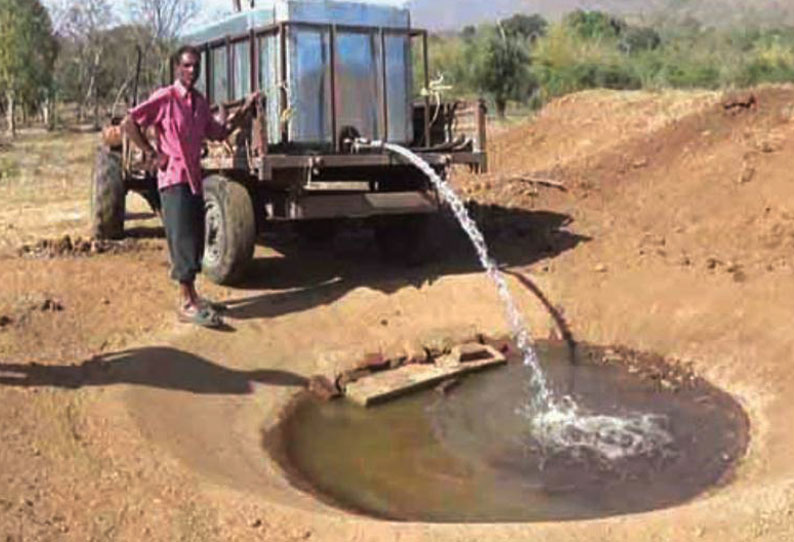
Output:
[189, 0, 410, 30]
[40, 0, 641, 35]
[44, 0, 794, 35]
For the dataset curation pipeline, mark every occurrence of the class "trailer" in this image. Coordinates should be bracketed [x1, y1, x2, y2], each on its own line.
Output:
[91, 0, 488, 284]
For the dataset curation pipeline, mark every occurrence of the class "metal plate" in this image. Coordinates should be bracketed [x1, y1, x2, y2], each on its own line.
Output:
[289, 191, 437, 219]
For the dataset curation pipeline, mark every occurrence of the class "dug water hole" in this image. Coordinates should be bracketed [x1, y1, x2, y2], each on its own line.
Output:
[268, 340, 749, 523]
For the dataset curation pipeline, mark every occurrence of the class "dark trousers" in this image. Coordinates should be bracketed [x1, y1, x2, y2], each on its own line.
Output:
[160, 183, 204, 283]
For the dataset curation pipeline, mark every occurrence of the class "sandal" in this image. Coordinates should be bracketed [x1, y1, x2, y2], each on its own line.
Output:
[198, 297, 229, 313]
[177, 304, 223, 328]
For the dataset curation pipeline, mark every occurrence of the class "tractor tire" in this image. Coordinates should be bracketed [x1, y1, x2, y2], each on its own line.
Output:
[202, 175, 256, 285]
[90, 147, 125, 240]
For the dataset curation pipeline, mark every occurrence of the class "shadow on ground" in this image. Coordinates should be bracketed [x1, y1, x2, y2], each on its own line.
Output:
[223, 205, 590, 321]
[0, 347, 307, 394]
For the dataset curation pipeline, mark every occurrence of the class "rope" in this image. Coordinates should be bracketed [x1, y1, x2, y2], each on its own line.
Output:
[420, 73, 453, 130]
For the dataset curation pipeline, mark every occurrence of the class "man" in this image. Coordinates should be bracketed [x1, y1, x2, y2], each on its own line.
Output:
[122, 44, 259, 328]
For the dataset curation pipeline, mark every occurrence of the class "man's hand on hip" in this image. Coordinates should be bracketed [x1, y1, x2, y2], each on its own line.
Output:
[144, 149, 169, 174]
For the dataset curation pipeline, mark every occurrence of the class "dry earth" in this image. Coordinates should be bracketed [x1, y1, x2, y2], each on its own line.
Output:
[2, 86, 794, 541]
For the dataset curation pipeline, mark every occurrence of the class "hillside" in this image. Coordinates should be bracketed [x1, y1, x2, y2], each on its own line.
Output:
[409, 0, 794, 30]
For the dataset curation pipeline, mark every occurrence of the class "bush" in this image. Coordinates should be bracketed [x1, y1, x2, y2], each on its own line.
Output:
[563, 10, 627, 40]
[471, 26, 537, 117]
[620, 27, 662, 54]
[415, 11, 794, 113]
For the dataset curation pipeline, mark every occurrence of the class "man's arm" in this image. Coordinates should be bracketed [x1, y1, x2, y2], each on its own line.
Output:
[121, 90, 170, 172]
[205, 91, 262, 142]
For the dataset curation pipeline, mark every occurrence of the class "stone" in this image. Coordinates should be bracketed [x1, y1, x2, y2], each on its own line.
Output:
[457, 343, 496, 363]
[594, 263, 607, 273]
[494, 340, 511, 355]
[55, 235, 73, 254]
[75, 239, 92, 253]
[759, 140, 778, 153]
[388, 355, 408, 369]
[401, 341, 428, 365]
[307, 375, 341, 402]
[355, 353, 389, 372]
[335, 368, 370, 390]
[738, 166, 755, 184]
[40, 298, 64, 312]
[721, 92, 756, 112]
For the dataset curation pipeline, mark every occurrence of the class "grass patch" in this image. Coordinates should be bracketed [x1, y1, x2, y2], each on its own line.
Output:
[0, 130, 95, 209]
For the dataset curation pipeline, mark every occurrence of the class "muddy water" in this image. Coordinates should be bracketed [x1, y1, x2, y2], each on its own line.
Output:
[269, 341, 749, 522]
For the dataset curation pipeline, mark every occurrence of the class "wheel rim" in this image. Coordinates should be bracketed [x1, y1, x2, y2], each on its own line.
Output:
[204, 198, 224, 267]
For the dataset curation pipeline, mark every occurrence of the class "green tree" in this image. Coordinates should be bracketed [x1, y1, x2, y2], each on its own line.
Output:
[461, 25, 477, 41]
[500, 13, 548, 42]
[0, 0, 58, 136]
[59, 0, 114, 126]
[563, 10, 626, 40]
[128, 0, 200, 87]
[471, 24, 536, 118]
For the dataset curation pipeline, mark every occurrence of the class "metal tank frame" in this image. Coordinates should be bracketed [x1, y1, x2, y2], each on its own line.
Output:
[190, 19, 438, 148]
[105, 1, 489, 284]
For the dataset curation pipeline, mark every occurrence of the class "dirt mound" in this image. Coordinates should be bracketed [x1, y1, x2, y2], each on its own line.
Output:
[0, 293, 65, 332]
[17, 234, 160, 259]
[460, 85, 794, 281]
[488, 89, 721, 176]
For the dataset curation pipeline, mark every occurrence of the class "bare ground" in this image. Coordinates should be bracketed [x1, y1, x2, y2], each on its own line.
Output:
[2, 86, 794, 541]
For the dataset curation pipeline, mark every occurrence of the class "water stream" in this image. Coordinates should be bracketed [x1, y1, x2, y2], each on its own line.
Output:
[372, 141, 674, 462]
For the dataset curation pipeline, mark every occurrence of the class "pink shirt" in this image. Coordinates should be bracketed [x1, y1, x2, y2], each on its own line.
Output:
[129, 81, 227, 195]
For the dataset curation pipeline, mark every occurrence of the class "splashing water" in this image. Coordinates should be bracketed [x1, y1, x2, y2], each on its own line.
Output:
[375, 141, 674, 462]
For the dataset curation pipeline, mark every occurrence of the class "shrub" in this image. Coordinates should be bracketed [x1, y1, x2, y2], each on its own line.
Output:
[416, 11, 794, 113]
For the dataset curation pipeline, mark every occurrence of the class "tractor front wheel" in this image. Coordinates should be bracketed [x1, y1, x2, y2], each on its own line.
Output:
[90, 147, 125, 239]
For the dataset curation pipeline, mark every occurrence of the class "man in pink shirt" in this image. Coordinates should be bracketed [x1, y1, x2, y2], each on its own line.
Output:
[122, 45, 259, 327]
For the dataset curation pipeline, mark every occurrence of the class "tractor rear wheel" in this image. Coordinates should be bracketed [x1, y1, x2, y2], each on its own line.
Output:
[90, 147, 125, 240]
[202, 175, 256, 285]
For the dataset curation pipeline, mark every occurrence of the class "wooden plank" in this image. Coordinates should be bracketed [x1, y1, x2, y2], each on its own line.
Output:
[345, 344, 506, 407]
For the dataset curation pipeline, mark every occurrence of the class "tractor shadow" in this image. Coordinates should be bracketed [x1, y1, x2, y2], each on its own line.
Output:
[223, 204, 590, 321]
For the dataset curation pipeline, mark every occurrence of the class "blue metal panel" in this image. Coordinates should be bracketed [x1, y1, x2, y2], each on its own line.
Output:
[289, 27, 333, 142]
[183, 8, 276, 45]
[184, 0, 413, 146]
[333, 31, 383, 140]
[277, 0, 409, 27]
